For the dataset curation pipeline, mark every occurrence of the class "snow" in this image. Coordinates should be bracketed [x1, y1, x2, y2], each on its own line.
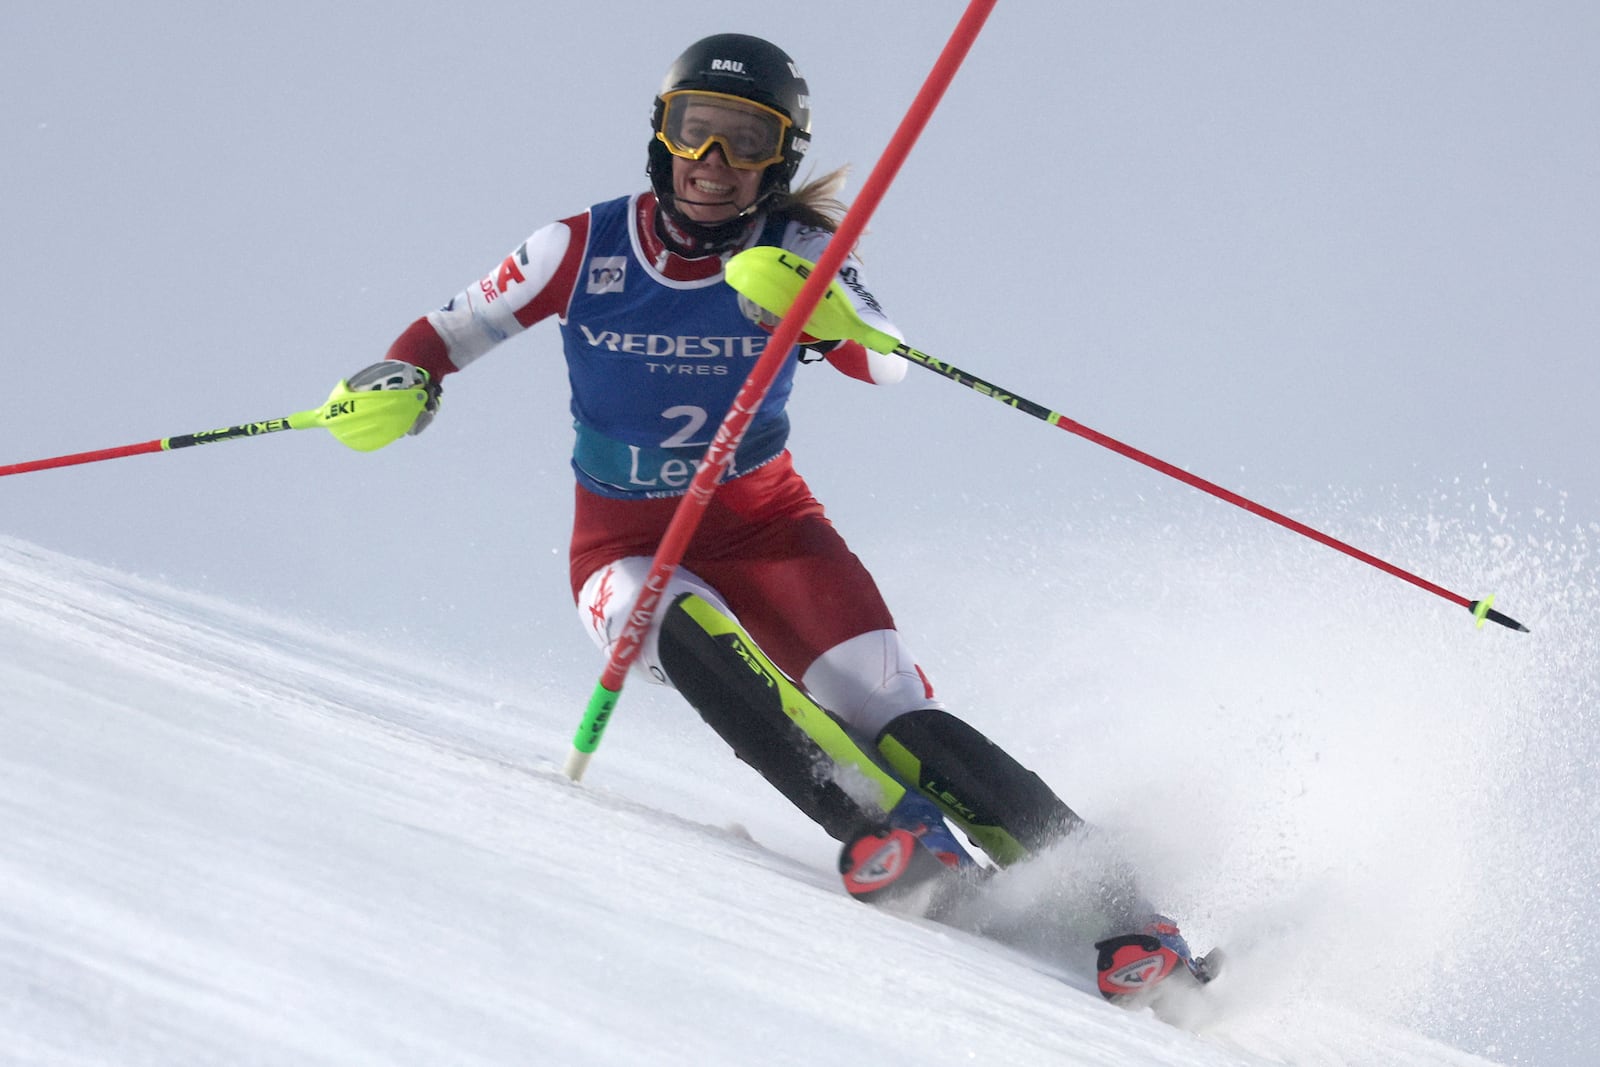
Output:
[3, 521, 1592, 1065]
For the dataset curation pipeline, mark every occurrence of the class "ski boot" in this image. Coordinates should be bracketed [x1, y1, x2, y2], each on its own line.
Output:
[1094, 916, 1220, 1001]
[838, 790, 981, 916]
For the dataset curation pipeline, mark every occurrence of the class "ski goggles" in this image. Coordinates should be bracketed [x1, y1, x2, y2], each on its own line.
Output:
[655, 90, 791, 171]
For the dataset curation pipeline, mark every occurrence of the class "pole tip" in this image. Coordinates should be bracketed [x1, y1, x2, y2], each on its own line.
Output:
[562, 747, 593, 782]
[1471, 597, 1530, 633]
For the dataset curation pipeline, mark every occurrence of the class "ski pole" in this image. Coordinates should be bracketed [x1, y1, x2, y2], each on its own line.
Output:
[724, 246, 1530, 634]
[0, 377, 433, 478]
[562, 0, 1002, 782]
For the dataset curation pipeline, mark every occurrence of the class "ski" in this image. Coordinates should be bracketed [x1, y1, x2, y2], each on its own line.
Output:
[838, 821, 1222, 1006]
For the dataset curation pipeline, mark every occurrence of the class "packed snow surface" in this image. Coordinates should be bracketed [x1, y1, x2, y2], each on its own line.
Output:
[1, 509, 1593, 1064]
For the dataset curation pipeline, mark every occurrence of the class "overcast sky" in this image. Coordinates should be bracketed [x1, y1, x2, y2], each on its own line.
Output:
[4, 1, 1595, 666]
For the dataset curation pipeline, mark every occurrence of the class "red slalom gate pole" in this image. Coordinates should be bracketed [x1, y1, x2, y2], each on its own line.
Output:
[562, 0, 1001, 780]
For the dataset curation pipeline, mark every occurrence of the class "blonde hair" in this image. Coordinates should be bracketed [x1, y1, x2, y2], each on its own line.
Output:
[770, 165, 851, 232]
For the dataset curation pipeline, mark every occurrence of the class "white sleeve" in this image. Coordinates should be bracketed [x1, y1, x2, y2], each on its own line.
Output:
[784, 222, 907, 385]
[424, 220, 574, 369]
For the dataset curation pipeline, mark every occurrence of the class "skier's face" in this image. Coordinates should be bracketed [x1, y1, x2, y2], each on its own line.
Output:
[670, 148, 764, 224]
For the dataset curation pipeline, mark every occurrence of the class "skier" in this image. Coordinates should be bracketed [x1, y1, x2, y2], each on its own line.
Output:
[339, 32, 1207, 999]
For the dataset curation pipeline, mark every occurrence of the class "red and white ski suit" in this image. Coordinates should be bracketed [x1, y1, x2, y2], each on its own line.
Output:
[383, 191, 936, 734]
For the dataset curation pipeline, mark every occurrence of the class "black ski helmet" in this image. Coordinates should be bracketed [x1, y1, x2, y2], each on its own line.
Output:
[648, 34, 812, 236]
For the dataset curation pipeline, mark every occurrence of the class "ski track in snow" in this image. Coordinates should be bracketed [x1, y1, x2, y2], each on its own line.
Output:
[0, 533, 1579, 1065]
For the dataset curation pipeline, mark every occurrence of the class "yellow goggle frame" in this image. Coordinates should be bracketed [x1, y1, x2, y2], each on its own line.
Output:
[655, 90, 792, 171]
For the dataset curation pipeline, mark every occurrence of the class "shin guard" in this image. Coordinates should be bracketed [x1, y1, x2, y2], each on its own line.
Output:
[657, 593, 906, 841]
[876, 707, 1083, 865]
